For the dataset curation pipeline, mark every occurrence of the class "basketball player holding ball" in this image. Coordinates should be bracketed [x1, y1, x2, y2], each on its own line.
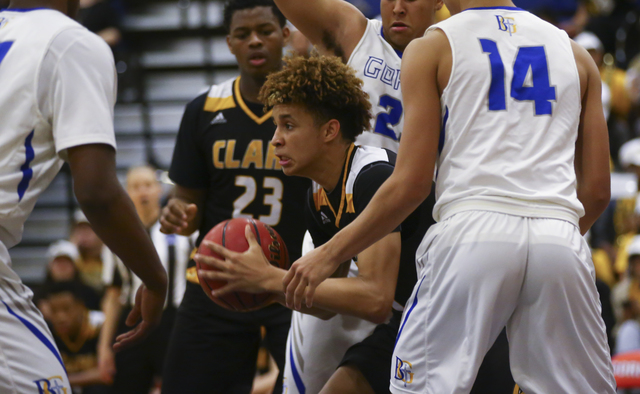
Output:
[158, 1, 309, 393]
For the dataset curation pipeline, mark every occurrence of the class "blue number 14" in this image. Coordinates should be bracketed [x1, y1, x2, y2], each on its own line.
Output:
[480, 39, 556, 115]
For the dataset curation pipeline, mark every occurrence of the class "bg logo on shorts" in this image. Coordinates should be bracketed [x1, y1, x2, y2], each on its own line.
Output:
[34, 376, 67, 394]
[394, 357, 414, 387]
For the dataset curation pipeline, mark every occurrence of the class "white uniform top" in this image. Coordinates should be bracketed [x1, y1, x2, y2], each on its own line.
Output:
[0, 9, 116, 253]
[429, 7, 584, 225]
[349, 19, 403, 151]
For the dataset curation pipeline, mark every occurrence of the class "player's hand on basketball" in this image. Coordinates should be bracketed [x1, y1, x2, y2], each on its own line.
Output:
[112, 284, 164, 352]
[160, 197, 197, 235]
[283, 245, 339, 310]
[196, 225, 277, 295]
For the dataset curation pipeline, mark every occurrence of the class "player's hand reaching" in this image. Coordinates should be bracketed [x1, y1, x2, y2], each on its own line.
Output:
[282, 245, 341, 310]
[196, 225, 281, 296]
[160, 197, 198, 235]
[112, 284, 165, 352]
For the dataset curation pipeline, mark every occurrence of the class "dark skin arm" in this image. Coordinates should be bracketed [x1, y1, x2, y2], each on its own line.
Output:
[160, 184, 205, 236]
[66, 144, 167, 351]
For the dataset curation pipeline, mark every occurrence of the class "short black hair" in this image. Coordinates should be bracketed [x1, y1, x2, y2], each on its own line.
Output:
[223, 0, 286, 33]
[46, 281, 86, 306]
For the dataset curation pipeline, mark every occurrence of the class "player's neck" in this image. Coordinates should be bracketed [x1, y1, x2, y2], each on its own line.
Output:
[238, 73, 267, 104]
[138, 207, 160, 230]
[311, 143, 352, 193]
[8, 0, 63, 12]
[460, 0, 516, 11]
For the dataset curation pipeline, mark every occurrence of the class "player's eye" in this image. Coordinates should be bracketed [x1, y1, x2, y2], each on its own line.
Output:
[285, 123, 294, 130]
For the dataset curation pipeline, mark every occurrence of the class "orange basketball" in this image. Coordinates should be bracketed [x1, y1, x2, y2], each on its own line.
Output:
[195, 218, 289, 311]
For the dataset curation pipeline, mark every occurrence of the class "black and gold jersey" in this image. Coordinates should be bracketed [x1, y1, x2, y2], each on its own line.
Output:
[169, 77, 310, 262]
[51, 311, 101, 374]
[305, 145, 436, 308]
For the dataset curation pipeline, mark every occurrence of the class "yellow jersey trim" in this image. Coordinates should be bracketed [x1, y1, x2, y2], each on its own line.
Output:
[234, 77, 273, 124]
[204, 95, 236, 113]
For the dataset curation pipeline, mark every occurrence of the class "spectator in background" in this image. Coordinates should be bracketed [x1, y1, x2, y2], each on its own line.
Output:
[35, 241, 101, 320]
[71, 211, 112, 297]
[514, 0, 589, 37]
[77, 0, 122, 49]
[616, 299, 640, 354]
[614, 236, 640, 322]
[99, 166, 193, 394]
[47, 281, 110, 394]
[575, 31, 613, 120]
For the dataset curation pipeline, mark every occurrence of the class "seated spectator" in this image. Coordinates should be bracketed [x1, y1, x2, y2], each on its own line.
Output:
[35, 241, 101, 320]
[614, 236, 640, 322]
[47, 281, 109, 394]
[71, 210, 113, 297]
[77, 0, 122, 49]
[616, 299, 640, 354]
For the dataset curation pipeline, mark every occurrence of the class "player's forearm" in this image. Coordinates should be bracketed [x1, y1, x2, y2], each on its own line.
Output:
[68, 368, 106, 386]
[322, 175, 427, 272]
[78, 187, 167, 292]
[98, 287, 122, 350]
[577, 186, 610, 235]
[265, 266, 391, 323]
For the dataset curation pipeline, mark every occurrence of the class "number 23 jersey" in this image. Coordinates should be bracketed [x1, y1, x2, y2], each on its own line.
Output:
[169, 77, 310, 260]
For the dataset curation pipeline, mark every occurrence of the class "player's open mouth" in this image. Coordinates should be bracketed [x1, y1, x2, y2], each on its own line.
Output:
[390, 22, 409, 33]
[276, 155, 291, 166]
[249, 54, 267, 66]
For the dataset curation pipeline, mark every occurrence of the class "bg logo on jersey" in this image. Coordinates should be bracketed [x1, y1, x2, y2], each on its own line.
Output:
[496, 15, 517, 36]
[394, 357, 414, 387]
[34, 376, 67, 394]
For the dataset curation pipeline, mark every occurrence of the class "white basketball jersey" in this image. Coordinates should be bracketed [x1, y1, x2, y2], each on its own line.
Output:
[349, 19, 403, 151]
[429, 7, 584, 225]
[0, 9, 116, 251]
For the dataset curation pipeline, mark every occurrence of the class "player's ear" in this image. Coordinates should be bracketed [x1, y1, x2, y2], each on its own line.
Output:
[435, 0, 444, 11]
[226, 35, 235, 55]
[322, 119, 341, 142]
[282, 25, 291, 44]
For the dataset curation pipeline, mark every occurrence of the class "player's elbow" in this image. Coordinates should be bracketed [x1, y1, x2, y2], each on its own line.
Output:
[363, 294, 393, 324]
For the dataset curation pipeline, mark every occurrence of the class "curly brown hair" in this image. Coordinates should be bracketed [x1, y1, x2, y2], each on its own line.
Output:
[259, 54, 372, 142]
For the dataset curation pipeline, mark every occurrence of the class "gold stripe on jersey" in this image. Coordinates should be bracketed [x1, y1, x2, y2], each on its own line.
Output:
[334, 144, 355, 227]
[186, 266, 200, 284]
[204, 96, 235, 113]
[234, 77, 273, 125]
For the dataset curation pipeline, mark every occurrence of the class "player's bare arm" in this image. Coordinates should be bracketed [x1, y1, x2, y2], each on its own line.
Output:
[283, 30, 448, 310]
[572, 40, 611, 235]
[197, 225, 401, 324]
[273, 0, 366, 61]
[159, 185, 204, 235]
[67, 143, 167, 350]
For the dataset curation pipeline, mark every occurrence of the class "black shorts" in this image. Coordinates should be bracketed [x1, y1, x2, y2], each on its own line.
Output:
[161, 281, 292, 394]
[339, 309, 403, 394]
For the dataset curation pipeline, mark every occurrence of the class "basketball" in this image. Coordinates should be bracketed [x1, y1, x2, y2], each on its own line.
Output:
[195, 217, 290, 311]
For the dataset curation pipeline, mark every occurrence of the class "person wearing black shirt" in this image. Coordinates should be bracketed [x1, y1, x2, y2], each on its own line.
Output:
[196, 54, 435, 394]
[159, 1, 309, 393]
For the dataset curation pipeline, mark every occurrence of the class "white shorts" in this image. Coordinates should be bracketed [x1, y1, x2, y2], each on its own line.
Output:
[283, 232, 376, 394]
[0, 244, 71, 394]
[390, 210, 615, 394]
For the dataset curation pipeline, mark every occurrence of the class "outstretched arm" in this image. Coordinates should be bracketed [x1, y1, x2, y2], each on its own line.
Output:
[572, 40, 611, 234]
[274, 0, 367, 61]
[282, 31, 449, 310]
[67, 143, 167, 349]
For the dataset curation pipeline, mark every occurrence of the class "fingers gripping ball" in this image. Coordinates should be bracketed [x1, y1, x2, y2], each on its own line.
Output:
[196, 218, 290, 311]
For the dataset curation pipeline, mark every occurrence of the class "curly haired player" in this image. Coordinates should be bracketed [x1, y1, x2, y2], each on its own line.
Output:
[196, 54, 436, 394]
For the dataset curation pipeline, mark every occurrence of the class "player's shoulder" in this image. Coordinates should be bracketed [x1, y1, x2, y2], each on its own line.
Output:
[202, 77, 237, 114]
[347, 146, 394, 190]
